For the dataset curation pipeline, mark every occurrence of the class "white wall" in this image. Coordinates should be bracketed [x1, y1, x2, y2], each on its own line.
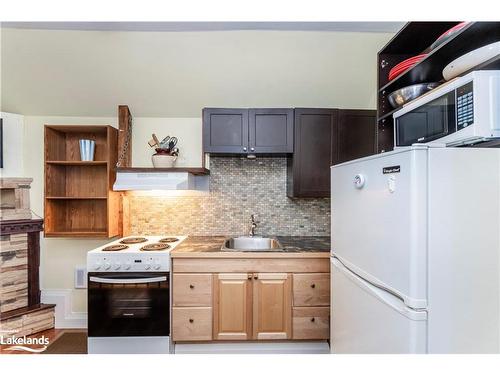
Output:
[2, 29, 392, 117]
[131, 118, 202, 167]
[0, 112, 25, 177]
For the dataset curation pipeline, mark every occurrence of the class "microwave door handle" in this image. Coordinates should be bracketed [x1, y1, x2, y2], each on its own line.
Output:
[89, 276, 167, 284]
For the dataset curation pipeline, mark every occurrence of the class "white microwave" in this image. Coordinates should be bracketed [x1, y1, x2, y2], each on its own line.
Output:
[393, 70, 500, 147]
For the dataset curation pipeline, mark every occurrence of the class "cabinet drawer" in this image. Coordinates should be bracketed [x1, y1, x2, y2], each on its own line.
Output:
[293, 273, 330, 306]
[292, 307, 330, 340]
[173, 273, 212, 307]
[172, 307, 212, 341]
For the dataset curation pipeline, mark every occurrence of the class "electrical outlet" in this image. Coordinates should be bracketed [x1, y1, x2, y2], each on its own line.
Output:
[75, 266, 87, 289]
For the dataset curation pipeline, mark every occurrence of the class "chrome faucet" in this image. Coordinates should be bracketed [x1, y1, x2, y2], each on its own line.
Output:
[249, 214, 257, 237]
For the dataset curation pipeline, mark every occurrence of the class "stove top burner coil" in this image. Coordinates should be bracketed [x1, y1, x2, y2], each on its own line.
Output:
[120, 237, 148, 244]
[140, 243, 171, 251]
[159, 237, 179, 243]
[102, 244, 129, 252]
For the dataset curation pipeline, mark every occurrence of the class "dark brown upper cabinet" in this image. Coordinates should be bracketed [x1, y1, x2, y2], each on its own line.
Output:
[337, 109, 377, 164]
[287, 108, 376, 198]
[203, 108, 249, 153]
[287, 109, 338, 198]
[249, 108, 294, 153]
[203, 108, 293, 154]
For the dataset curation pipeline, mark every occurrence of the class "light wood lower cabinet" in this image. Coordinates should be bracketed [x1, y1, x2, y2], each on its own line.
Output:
[213, 273, 253, 340]
[172, 307, 212, 341]
[173, 273, 212, 307]
[252, 273, 292, 340]
[292, 307, 330, 340]
[212, 273, 291, 341]
[171, 257, 330, 342]
[293, 273, 330, 306]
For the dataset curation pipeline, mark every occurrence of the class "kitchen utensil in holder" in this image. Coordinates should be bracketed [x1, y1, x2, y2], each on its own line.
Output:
[79, 139, 95, 161]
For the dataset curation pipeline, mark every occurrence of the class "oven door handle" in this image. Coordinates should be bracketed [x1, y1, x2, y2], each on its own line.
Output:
[89, 276, 167, 284]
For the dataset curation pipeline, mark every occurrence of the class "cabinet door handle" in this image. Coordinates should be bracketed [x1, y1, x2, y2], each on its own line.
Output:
[253, 274, 258, 280]
[189, 318, 194, 323]
[189, 284, 194, 289]
[247, 274, 252, 280]
[243, 147, 247, 151]
[250, 147, 255, 152]
[311, 284, 316, 288]
[311, 317, 315, 323]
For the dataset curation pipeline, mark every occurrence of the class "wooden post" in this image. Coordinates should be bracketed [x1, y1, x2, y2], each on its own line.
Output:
[117, 105, 132, 167]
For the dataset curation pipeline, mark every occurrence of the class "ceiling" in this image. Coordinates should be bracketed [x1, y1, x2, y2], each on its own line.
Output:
[2, 21, 404, 33]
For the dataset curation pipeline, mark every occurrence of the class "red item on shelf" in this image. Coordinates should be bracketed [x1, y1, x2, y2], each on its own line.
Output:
[436, 22, 468, 42]
[429, 22, 469, 51]
[388, 54, 427, 81]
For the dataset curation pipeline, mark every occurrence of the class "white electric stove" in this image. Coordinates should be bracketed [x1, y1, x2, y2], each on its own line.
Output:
[86, 235, 186, 354]
[87, 235, 187, 273]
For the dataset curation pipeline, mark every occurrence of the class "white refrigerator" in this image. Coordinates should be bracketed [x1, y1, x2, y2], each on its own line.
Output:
[330, 145, 500, 353]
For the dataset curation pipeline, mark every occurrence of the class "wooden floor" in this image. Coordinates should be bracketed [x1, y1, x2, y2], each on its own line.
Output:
[0, 328, 87, 354]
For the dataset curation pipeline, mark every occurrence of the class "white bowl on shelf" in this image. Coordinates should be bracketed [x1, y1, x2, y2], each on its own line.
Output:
[443, 41, 500, 81]
[151, 154, 177, 168]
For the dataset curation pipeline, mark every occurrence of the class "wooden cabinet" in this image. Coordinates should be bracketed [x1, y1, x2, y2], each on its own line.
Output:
[44, 125, 121, 237]
[249, 109, 294, 153]
[337, 110, 377, 164]
[287, 108, 338, 197]
[213, 273, 292, 341]
[203, 108, 249, 153]
[287, 108, 376, 198]
[172, 273, 213, 342]
[171, 256, 330, 343]
[293, 273, 330, 307]
[203, 108, 293, 154]
[292, 307, 330, 340]
[213, 273, 252, 340]
[172, 307, 213, 341]
[173, 273, 212, 307]
[203, 107, 376, 197]
[252, 273, 292, 340]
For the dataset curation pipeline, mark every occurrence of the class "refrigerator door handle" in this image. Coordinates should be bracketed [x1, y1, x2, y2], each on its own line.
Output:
[332, 258, 427, 321]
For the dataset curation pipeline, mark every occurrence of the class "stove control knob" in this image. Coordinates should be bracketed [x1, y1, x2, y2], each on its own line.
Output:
[94, 263, 101, 270]
[144, 263, 151, 270]
[124, 261, 132, 270]
[104, 262, 111, 270]
[113, 262, 121, 270]
[153, 263, 161, 270]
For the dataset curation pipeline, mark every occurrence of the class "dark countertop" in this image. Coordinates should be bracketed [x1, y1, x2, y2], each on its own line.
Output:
[171, 235, 330, 257]
[276, 236, 330, 252]
[173, 236, 227, 253]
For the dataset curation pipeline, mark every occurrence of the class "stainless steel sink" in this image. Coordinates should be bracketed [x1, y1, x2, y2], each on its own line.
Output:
[221, 236, 283, 252]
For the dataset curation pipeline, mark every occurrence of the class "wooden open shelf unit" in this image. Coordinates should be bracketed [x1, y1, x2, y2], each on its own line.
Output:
[376, 22, 500, 153]
[44, 125, 121, 238]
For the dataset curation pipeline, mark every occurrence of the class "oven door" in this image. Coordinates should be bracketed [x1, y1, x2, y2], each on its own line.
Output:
[88, 272, 169, 337]
[395, 91, 456, 146]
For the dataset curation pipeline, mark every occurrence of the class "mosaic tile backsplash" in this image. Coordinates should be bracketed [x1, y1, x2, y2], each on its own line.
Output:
[129, 157, 331, 236]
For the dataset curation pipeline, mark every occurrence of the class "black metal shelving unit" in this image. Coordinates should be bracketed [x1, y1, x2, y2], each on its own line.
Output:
[376, 22, 500, 153]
